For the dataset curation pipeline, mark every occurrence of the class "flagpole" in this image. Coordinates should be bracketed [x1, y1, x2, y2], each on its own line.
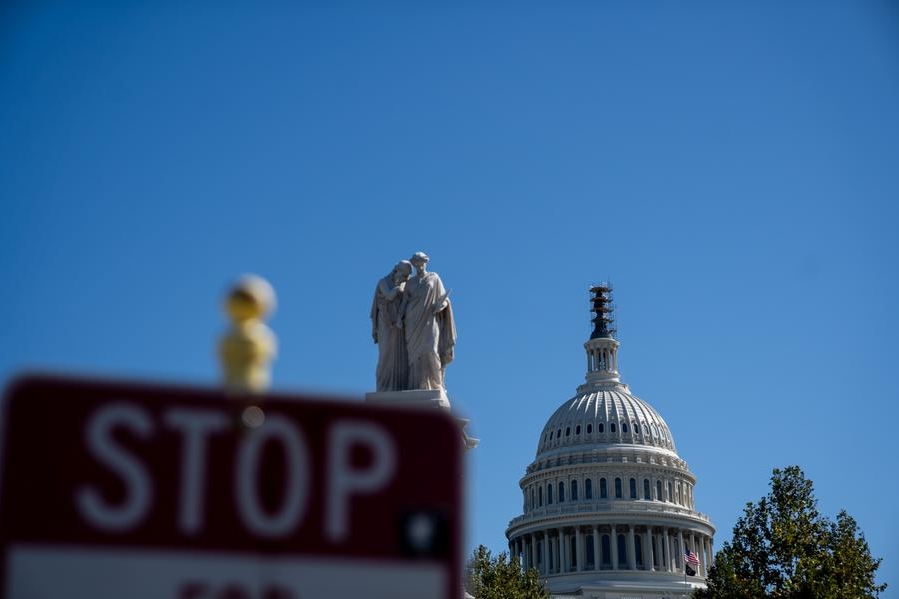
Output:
[682, 550, 699, 598]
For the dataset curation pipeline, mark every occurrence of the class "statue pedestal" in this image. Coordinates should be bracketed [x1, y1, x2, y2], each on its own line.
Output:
[365, 389, 479, 449]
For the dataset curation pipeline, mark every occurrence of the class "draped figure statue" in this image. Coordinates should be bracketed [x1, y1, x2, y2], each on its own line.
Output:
[398, 252, 456, 391]
[371, 260, 413, 391]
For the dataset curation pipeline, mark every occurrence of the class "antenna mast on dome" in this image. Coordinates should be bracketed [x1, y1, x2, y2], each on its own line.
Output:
[589, 282, 617, 339]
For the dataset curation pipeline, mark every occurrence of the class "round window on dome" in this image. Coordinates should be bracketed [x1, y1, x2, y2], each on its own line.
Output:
[565, 427, 571, 437]
[575, 425, 581, 435]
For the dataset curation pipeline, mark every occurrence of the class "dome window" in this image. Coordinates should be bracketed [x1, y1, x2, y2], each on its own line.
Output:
[634, 423, 640, 434]
[575, 425, 581, 435]
[558, 482, 565, 502]
[614, 477, 622, 499]
[565, 427, 571, 437]
[598, 423, 604, 433]
[549, 431, 553, 440]
[610, 422, 617, 433]
[629, 478, 637, 499]
[586, 423, 593, 434]
[622, 422, 628, 434]
[656, 480, 663, 501]
[585, 478, 592, 499]
[643, 479, 651, 500]
[599, 478, 608, 499]
[571, 479, 578, 500]
[557, 428, 562, 439]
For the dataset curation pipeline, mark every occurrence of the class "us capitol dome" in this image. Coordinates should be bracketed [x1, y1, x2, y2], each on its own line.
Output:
[505, 285, 715, 599]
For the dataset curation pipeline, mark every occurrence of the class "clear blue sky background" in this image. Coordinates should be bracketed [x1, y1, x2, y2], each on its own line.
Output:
[2, 1, 898, 593]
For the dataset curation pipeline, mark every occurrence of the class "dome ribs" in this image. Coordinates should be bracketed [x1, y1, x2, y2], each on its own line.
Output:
[535, 388, 678, 458]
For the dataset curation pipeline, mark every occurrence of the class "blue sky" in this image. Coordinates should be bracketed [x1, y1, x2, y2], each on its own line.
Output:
[2, 0, 898, 593]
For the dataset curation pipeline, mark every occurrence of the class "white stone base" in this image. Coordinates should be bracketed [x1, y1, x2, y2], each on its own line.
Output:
[364, 389, 451, 409]
[365, 390, 479, 449]
[456, 416, 480, 449]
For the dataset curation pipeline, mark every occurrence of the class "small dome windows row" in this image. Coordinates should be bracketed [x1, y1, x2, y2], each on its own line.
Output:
[543, 421, 670, 444]
[524, 476, 694, 512]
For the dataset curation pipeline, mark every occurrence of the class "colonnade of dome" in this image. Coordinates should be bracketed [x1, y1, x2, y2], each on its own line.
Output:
[509, 524, 713, 579]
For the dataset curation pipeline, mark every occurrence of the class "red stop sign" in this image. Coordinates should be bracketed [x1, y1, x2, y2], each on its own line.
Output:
[0, 375, 462, 599]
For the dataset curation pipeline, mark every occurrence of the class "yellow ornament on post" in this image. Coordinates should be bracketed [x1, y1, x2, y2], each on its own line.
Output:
[219, 275, 277, 428]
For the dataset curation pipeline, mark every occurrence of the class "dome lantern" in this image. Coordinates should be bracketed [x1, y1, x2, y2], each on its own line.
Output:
[583, 283, 621, 389]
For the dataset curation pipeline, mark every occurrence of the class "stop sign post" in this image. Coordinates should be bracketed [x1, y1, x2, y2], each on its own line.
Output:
[0, 375, 462, 599]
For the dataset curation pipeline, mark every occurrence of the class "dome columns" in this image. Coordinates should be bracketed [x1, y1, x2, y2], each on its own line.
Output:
[610, 525, 619, 569]
[575, 526, 583, 572]
[508, 525, 713, 578]
[584, 337, 621, 386]
[543, 533, 550, 574]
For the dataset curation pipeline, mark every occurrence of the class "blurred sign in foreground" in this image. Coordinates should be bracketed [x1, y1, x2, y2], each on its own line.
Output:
[0, 375, 461, 599]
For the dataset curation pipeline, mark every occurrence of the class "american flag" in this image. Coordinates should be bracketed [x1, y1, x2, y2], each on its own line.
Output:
[684, 550, 700, 566]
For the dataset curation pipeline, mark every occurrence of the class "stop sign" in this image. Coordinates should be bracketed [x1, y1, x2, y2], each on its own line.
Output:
[0, 375, 462, 599]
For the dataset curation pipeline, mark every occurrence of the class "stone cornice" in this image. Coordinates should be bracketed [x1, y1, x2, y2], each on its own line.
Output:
[526, 445, 687, 475]
[520, 462, 696, 488]
[506, 504, 716, 537]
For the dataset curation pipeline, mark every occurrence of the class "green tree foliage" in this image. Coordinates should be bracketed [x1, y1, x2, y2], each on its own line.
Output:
[465, 545, 550, 599]
[695, 466, 885, 599]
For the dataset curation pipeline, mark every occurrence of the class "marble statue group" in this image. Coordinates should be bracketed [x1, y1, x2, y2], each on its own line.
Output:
[371, 252, 456, 392]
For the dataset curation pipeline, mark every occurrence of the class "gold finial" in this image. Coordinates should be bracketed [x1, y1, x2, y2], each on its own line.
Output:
[219, 274, 277, 394]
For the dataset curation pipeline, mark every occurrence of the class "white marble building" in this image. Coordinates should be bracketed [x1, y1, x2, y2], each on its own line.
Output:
[506, 286, 714, 598]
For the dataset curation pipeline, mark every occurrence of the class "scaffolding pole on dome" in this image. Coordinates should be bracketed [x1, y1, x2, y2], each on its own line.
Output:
[589, 282, 617, 340]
